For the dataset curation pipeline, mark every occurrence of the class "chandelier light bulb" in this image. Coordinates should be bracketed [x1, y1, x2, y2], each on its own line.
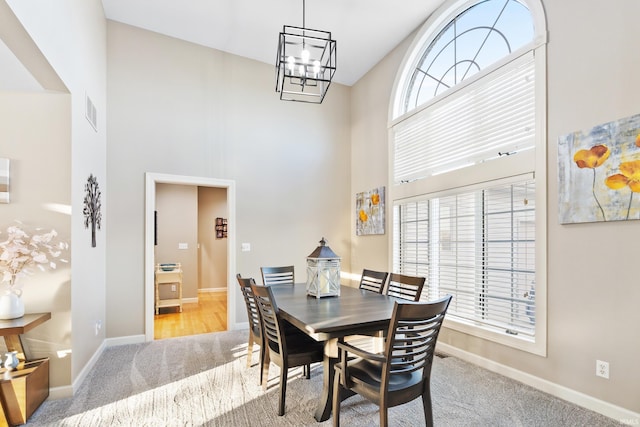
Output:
[301, 49, 310, 64]
[313, 60, 321, 76]
[287, 56, 296, 71]
[299, 64, 306, 76]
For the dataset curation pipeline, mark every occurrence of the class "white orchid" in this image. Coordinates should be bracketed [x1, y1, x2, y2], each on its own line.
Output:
[0, 224, 69, 288]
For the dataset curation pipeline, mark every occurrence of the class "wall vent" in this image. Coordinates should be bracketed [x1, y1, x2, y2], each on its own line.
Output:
[85, 93, 97, 131]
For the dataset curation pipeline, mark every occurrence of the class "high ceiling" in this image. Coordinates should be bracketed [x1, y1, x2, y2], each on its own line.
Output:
[101, 0, 444, 86]
[1, 1, 445, 91]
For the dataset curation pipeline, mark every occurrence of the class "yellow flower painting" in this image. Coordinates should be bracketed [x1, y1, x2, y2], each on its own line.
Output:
[356, 186, 385, 235]
[558, 112, 640, 223]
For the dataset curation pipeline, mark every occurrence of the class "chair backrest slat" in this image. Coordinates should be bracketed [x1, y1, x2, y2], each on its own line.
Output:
[385, 296, 452, 380]
[251, 282, 285, 356]
[236, 274, 261, 336]
[261, 266, 295, 286]
[359, 269, 388, 294]
[386, 273, 426, 302]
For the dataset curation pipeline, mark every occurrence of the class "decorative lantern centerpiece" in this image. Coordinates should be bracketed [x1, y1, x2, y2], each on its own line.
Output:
[306, 237, 341, 298]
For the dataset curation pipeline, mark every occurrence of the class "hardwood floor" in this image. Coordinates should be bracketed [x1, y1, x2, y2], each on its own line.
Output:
[154, 291, 227, 340]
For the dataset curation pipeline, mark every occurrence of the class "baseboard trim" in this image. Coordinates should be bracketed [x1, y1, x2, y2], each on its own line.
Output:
[49, 384, 73, 399]
[182, 297, 198, 304]
[199, 287, 227, 293]
[437, 343, 640, 424]
[105, 334, 146, 347]
[67, 339, 107, 398]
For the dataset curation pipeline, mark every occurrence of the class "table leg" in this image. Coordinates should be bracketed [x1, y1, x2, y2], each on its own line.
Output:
[314, 351, 335, 422]
[3, 335, 27, 361]
[314, 341, 356, 422]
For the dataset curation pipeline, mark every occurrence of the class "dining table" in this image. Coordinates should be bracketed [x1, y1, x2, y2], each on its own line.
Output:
[270, 283, 398, 422]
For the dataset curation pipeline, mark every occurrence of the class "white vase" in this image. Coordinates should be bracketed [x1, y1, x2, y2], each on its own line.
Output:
[0, 290, 25, 320]
[3, 351, 19, 371]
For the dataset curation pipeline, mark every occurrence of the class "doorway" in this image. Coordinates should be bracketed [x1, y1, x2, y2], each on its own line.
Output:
[144, 173, 237, 342]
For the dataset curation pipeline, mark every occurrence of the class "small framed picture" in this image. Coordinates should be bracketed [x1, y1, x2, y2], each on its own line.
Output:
[0, 158, 9, 204]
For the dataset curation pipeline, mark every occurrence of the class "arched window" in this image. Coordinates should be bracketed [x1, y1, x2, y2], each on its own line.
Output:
[400, 0, 534, 114]
[389, 0, 547, 354]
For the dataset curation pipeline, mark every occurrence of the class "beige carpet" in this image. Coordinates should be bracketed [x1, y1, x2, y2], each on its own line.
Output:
[27, 330, 623, 426]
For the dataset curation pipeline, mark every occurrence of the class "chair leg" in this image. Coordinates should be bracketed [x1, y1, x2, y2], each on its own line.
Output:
[278, 365, 288, 416]
[380, 407, 388, 427]
[261, 350, 271, 391]
[332, 369, 342, 427]
[305, 363, 311, 379]
[259, 345, 265, 386]
[247, 334, 254, 368]
[422, 386, 434, 427]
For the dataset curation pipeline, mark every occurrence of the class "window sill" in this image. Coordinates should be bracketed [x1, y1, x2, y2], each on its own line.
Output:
[443, 316, 546, 357]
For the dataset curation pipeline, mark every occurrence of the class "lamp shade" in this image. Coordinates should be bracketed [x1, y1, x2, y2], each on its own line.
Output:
[306, 237, 341, 298]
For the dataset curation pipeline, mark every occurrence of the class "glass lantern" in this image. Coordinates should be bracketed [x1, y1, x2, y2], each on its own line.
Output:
[306, 237, 341, 298]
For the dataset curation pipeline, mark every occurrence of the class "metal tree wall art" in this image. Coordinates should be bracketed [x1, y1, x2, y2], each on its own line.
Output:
[83, 174, 102, 247]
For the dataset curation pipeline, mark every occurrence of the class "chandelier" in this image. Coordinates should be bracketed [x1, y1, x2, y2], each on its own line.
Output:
[275, 0, 337, 103]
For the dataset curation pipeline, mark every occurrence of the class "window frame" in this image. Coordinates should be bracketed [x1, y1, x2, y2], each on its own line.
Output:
[388, 0, 548, 356]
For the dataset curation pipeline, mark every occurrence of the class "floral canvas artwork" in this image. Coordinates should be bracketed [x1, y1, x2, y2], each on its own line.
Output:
[356, 186, 385, 235]
[558, 113, 640, 224]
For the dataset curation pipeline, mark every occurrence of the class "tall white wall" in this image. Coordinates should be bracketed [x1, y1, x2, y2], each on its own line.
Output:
[5, 0, 107, 393]
[106, 21, 352, 337]
[351, 0, 640, 416]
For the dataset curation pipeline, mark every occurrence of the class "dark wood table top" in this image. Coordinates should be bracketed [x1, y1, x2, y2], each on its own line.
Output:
[271, 284, 397, 341]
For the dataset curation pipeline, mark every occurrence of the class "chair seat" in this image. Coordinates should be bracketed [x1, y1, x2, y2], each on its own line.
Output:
[267, 330, 324, 358]
[345, 358, 422, 392]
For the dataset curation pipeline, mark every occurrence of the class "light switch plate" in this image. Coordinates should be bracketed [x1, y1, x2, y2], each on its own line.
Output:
[241, 243, 251, 252]
[178, 243, 188, 249]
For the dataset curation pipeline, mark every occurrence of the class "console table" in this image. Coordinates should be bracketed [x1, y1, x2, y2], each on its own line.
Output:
[0, 312, 51, 426]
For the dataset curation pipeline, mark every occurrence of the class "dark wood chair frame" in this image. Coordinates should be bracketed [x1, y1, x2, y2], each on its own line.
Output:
[333, 295, 452, 427]
[260, 265, 295, 286]
[358, 269, 389, 294]
[251, 281, 324, 416]
[386, 272, 426, 302]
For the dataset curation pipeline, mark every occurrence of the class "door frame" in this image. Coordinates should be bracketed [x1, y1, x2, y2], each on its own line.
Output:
[144, 172, 237, 341]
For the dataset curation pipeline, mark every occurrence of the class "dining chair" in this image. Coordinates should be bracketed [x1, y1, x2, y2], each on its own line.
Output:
[260, 265, 295, 286]
[358, 269, 389, 294]
[250, 281, 324, 416]
[332, 295, 452, 427]
[386, 273, 426, 301]
[236, 274, 265, 384]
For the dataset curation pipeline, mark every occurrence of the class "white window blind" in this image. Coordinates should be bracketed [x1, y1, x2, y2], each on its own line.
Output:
[393, 179, 536, 337]
[392, 52, 535, 184]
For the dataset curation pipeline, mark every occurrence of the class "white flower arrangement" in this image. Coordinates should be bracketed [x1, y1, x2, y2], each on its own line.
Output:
[0, 224, 69, 289]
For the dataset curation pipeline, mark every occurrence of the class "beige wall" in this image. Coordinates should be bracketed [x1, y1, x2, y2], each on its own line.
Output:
[106, 20, 352, 337]
[198, 187, 228, 290]
[351, 0, 640, 415]
[155, 184, 198, 299]
[0, 92, 71, 389]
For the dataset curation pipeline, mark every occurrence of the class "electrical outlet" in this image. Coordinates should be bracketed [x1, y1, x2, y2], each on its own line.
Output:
[596, 360, 609, 379]
[171, 284, 176, 292]
[95, 320, 102, 336]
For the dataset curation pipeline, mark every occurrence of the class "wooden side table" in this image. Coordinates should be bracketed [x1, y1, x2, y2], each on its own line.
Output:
[155, 264, 183, 314]
[0, 313, 51, 427]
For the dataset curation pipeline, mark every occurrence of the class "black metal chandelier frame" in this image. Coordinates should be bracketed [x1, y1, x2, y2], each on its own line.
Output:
[275, 0, 337, 103]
